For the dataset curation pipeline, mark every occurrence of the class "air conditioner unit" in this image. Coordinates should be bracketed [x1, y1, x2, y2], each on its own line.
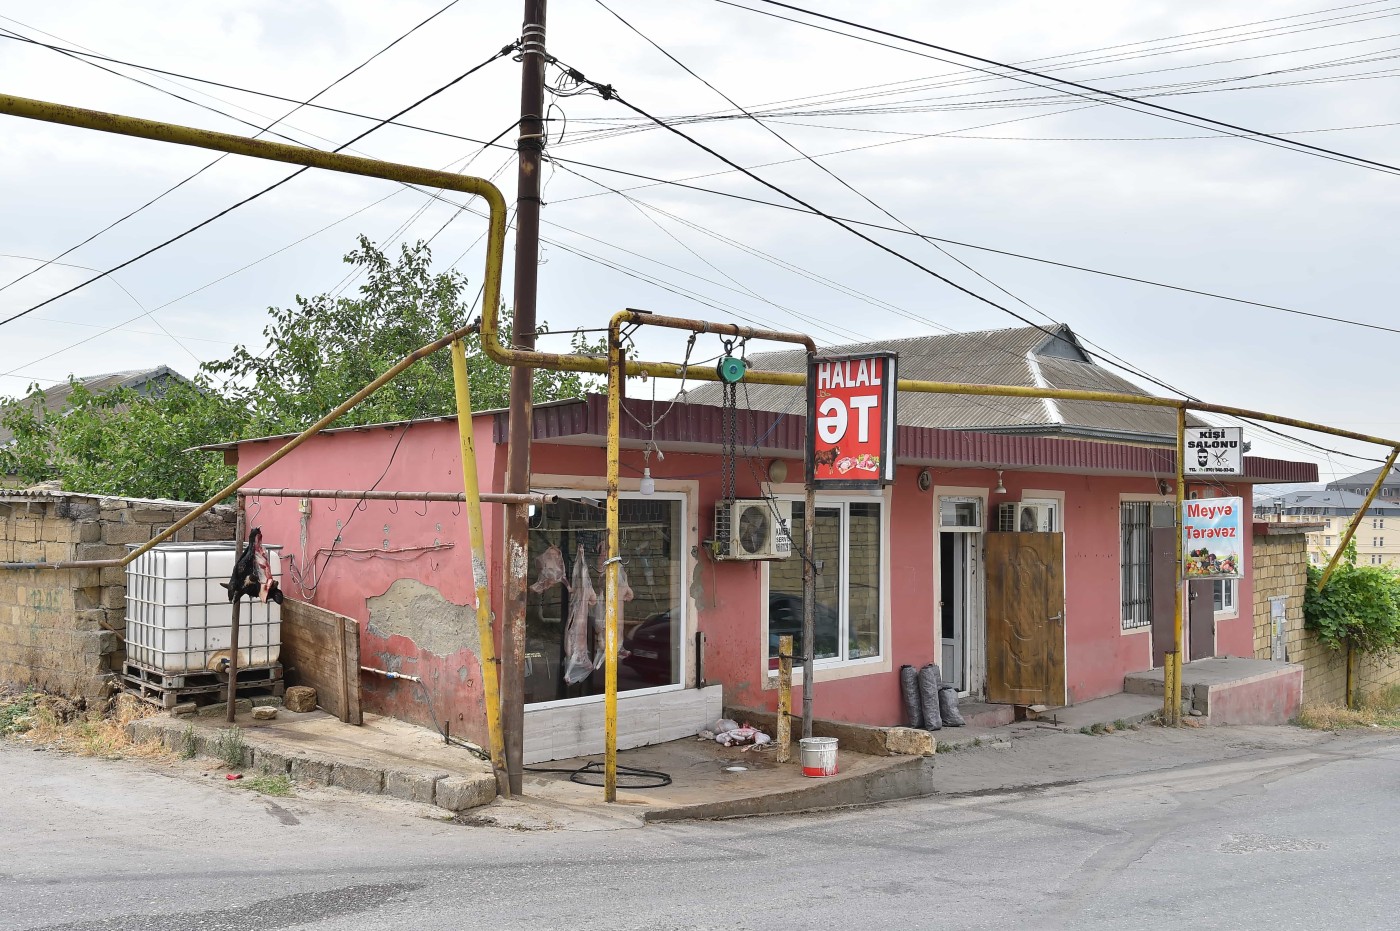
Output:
[713, 498, 792, 560]
[997, 501, 1052, 532]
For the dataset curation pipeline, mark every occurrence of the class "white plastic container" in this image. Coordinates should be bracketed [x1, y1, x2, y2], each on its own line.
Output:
[124, 542, 282, 674]
[799, 736, 839, 777]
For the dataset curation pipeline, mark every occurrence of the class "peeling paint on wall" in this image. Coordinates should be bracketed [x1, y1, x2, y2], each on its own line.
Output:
[366, 578, 480, 658]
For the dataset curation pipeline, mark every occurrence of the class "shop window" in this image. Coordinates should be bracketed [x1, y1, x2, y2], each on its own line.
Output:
[1121, 502, 1151, 630]
[766, 500, 883, 669]
[524, 494, 685, 706]
[1212, 579, 1237, 616]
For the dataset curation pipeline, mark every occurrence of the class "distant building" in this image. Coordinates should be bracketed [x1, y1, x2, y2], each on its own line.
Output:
[1, 367, 189, 482]
[1258, 466, 1400, 567]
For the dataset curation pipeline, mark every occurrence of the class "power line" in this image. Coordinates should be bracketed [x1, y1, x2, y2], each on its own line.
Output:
[546, 155, 1400, 338]
[0, 0, 467, 298]
[550, 57, 1388, 464]
[721, 0, 1400, 178]
[0, 42, 519, 331]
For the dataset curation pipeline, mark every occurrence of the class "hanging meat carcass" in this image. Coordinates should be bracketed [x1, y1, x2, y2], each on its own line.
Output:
[529, 544, 571, 594]
[562, 545, 597, 685]
[591, 550, 635, 660]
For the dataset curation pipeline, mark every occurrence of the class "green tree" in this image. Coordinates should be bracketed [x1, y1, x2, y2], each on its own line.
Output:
[1305, 541, 1400, 656]
[0, 237, 605, 500]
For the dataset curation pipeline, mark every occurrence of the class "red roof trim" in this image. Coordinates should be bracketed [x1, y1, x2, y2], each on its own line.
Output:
[493, 395, 1318, 484]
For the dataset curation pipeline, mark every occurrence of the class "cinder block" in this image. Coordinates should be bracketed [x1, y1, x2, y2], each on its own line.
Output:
[435, 774, 495, 811]
[330, 761, 384, 794]
[386, 770, 444, 804]
[289, 757, 333, 785]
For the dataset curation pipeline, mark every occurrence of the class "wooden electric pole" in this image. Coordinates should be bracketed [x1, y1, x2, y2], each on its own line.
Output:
[501, 0, 547, 796]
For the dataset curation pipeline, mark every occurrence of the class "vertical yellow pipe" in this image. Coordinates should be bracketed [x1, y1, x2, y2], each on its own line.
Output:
[1169, 406, 1187, 726]
[604, 333, 624, 803]
[1319, 446, 1400, 590]
[776, 634, 793, 763]
[450, 339, 509, 798]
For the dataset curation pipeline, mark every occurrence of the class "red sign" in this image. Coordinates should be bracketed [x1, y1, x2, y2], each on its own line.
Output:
[806, 352, 897, 489]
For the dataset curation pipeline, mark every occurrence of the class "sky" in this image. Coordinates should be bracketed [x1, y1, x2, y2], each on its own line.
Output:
[0, 0, 1397, 482]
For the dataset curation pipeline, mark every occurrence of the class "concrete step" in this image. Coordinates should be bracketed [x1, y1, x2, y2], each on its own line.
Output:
[955, 701, 1016, 729]
[1123, 658, 1303, 725]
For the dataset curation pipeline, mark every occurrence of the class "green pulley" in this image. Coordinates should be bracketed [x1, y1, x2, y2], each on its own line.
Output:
[716, 355, 747, 384]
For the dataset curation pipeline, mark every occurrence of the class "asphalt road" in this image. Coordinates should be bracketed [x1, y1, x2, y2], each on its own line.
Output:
[2, 726, 1397, 931]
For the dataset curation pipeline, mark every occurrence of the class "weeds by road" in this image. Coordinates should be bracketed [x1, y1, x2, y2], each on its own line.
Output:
[1298, 685, 1400, 730]
[0, 687, 166, 760]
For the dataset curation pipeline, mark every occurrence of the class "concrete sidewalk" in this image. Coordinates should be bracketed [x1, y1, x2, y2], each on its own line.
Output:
[128, 706, 497, 813]
[119, 685, 1213, 827]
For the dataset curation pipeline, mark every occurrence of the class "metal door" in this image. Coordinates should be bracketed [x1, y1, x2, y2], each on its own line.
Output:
[1188, 579, 1215, 661]
[1150, 527, 1177, 668]
[985, 532, 1066, 706]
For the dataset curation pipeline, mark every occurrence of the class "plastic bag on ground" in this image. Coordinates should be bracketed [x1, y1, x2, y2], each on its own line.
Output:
[938, 685, 967, 727]
[899, 664, 923, 728]
[918, 664, 943, 731]
[562, 546, 598, 685]
[712, 718, 740, 734]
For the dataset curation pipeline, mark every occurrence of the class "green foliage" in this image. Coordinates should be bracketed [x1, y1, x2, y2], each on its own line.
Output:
[1305, 541, 1400, 656]
[0, 237, 605, 501]
[211, 726, 247, 769]
[236, 773, 294, 797]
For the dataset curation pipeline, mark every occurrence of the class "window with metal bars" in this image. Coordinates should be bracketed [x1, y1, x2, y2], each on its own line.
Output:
[1121, 502, 1152, 630]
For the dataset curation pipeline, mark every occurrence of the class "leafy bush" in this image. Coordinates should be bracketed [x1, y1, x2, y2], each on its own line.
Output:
[1305, 542, 1400, 656]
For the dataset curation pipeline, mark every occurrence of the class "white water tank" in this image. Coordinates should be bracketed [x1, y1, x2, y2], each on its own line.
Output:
[124, 542, 282, 674]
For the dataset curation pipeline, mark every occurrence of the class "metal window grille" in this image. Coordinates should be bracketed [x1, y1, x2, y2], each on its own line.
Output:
[1121, 502, 1152, 630]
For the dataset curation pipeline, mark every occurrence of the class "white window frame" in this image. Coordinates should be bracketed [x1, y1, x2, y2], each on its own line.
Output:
[1213, 578, 1238, 619]
[1020, 494, 1063, 532]
[762, 490, 891, 686]
[524, 484, 692, 711]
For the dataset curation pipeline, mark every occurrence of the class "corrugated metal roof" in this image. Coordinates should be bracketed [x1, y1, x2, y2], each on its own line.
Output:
[1, 366, 189, 447]
[686, 324, 1206, 442]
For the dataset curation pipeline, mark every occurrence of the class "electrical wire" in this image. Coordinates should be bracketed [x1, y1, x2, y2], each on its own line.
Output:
[0, 42, 519, 331]
[0, 1, 466, 296]
[721, 0, 1400, 178]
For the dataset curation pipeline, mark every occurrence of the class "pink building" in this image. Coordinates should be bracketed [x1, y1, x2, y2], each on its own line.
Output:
[218, 331, 1314, 762]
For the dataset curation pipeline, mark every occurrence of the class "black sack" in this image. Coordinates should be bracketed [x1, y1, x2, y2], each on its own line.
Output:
[939, 685, 967, 727]
[899, 665, 923, 728]
[917, 663, 943, 731]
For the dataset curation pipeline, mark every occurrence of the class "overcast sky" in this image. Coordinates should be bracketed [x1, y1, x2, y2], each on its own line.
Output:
[0, 0, 1395, 480]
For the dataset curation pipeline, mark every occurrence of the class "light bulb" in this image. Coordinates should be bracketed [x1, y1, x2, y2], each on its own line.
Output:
[994, 470, 1006, 495]
[640, 467, 656, 496]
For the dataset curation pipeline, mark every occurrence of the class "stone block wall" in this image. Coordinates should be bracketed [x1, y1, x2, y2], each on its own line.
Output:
[0, 492, 235, 699]
[1252, 522, 1400, 706]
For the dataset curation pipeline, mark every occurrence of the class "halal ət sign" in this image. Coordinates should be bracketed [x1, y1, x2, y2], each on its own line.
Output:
[806, 352, 897, 490]
[1183, 426, 1244, 476]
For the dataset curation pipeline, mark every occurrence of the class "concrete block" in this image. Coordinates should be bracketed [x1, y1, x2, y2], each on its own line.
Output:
[255, 748, 293, 776]
[284, 686, 317, 713]
[435, 774, 495, 811]
[290, 756, 334, 786]
[386, 770, 444, 805]
[330, 761, 384, 794]
[102, 523, 153, 546]
[885, 727, 935, 756]
[197, 699, 252, 718]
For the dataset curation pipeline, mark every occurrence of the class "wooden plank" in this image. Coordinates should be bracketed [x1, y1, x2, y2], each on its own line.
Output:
[984, 532, 1066, 707]
[342, 616, 362, 725]
[280, 599, 362, 724]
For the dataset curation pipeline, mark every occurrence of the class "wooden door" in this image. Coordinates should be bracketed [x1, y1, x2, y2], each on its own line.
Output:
[1188, 579, 1215, 661]
[985, 532, 1066, 706]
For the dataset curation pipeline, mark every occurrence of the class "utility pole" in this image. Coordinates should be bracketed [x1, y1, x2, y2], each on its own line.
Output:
[501, 0, 547, 796]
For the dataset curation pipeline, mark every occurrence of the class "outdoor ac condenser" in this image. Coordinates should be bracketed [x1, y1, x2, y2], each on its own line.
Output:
[997, 501, 1052, 533]
[712, 498, 792, 560]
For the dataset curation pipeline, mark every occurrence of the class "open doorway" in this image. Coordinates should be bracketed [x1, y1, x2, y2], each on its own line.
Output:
[937, 493, 984, 697]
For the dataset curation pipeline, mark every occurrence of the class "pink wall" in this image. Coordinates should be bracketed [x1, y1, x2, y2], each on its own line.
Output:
[237, 419, 1264, 735]
[237, 417, 498, 744]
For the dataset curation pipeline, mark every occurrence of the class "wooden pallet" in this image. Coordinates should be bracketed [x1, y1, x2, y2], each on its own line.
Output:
[121, 661, 283, 710]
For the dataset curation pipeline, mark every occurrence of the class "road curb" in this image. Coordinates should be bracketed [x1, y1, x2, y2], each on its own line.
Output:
[127, 716, 495, 813]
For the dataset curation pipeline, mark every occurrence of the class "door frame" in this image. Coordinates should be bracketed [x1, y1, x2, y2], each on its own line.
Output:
[934, 486, 987, 698]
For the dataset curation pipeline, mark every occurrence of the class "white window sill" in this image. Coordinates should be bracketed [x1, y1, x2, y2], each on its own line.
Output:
[762, 655, 889, 689]
[1214, 610, 1239, 621]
